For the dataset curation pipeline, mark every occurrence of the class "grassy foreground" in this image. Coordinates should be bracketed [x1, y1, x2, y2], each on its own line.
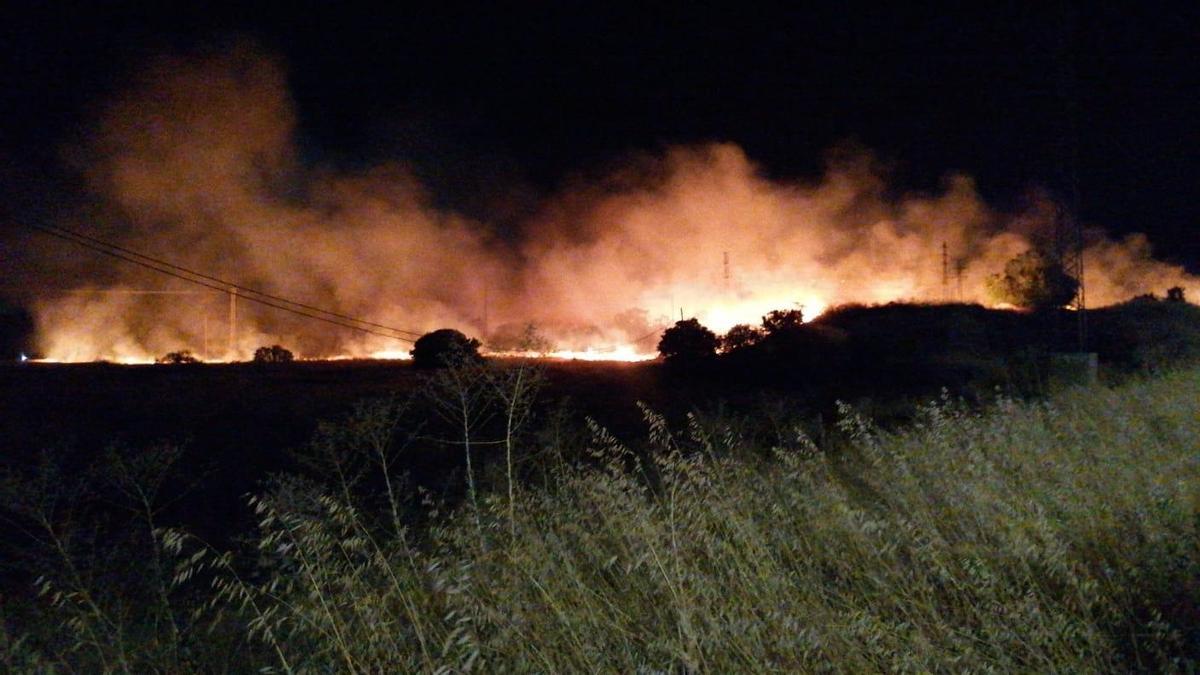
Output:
[5, 368, 1200, 672]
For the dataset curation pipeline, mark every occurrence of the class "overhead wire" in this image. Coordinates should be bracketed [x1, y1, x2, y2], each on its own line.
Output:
[632, 326, 665, 343]
[29, 222, 424, 337]
[25, 222, 419, 343]
[26, 221, 674, 352]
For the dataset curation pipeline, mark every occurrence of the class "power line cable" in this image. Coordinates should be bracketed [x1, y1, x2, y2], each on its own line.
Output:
[29, 222, 424, 337]
[31, 223, 415, 343]
[26, 223, 417, 343]
[632, 326, 665, 343]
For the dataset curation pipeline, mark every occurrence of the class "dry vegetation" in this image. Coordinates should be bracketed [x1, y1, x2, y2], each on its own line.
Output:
[3, 362, 1198, 672]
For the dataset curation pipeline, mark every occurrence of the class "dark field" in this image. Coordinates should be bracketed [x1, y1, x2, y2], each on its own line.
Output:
[5, 298, 1200, 476]
[0, 359, 680, 539]
[5, 298, 1200, 501]
[3, 300, 1200, 671]
[1, 358, 672, 463]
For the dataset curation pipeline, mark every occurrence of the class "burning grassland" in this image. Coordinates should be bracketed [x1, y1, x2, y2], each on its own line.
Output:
[13, 41, 1197, 363]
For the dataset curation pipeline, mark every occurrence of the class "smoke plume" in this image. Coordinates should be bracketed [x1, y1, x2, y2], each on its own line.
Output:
[28, 43, 1199, 361]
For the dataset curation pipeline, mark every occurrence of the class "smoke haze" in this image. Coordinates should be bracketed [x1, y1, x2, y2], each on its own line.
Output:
[24, 43, 1199, 361]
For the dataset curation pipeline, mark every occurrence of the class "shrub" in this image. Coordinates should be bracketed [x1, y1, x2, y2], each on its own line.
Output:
[156, 350, 199, 364]
[719, 323, 764, 353]
[657, 318, 718, 363]
[410, 329, 483, 368]
[761, 307, 805, 334]
[253, 344, 295, 363]
[986, 249, 1079, 310]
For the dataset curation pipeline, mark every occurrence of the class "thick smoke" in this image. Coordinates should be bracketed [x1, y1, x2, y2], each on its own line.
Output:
[31, 44, 1199, 361]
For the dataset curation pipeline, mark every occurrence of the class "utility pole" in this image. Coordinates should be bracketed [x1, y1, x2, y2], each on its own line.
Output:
[228, 287, 237, 358]
[941, 242, 950, 301]
[482, 288, 489, 338]
[723, 251, 730, 291]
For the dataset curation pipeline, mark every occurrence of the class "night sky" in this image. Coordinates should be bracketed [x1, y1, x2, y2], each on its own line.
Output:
[2, 2, 1197, 268]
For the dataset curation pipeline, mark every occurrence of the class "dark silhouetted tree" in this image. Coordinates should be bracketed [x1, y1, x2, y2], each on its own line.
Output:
[657, 318, 718, 363]
[762, 308, 805, 334]
[720, 323, 764, 353]
[253, 345, 295, 363]
[411, 328, 484, 369]
[985, 249, 1079, 310]
[1167, 286, 1186, 303]
[156, 350, 199, 364]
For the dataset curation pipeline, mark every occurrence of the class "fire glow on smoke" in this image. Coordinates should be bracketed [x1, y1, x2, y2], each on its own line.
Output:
[23, 43, 1198, 363]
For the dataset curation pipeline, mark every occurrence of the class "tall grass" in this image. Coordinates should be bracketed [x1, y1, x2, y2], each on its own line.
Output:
[7, 368, 1200, 672]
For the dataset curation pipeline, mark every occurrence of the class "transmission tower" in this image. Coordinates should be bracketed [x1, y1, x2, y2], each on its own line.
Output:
[1054, 1, 1087, 350]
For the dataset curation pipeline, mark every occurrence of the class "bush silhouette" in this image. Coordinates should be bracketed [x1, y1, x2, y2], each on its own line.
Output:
[761, 308, 805, 334]
[658, 318, 718, 364]
[254, 345, 295, 363]
[156, 350, 199, 364]
[411, 329, 484, 368]
[720, 323, 764, 353]
[986, 249, 1079, 310]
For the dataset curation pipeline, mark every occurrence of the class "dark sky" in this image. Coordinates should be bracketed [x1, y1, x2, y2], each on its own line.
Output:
[2, 2, 1197, 268]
